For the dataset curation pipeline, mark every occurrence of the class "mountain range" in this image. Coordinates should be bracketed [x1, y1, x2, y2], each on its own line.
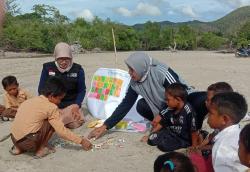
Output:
[133, 6, 250, 35]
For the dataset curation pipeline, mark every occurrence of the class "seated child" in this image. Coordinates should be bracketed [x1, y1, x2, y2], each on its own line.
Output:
[238, 123, 250, 170]
[10, 77, 92, 158]
[208, 92, 248, 172]
[154, 152, 195, 172]
[146, 83, 198, 152]
[0, 75, 32, 120]
[191, 82, 234, 152]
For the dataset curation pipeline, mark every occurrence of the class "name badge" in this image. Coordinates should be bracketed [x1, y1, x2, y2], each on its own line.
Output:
[49, 71, 55, 76]
[68, 73, 77, 77]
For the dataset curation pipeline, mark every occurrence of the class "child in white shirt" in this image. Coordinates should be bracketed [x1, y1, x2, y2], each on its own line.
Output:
[207, 92, 248, 172]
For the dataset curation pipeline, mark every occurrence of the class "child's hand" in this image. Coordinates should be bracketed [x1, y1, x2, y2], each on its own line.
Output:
[152, 123, 162, 132]
[81, 138, 92, 151]
[151, 115, 162, 128]
[187, 146, 202, 155]
[140, 135, 149, 142]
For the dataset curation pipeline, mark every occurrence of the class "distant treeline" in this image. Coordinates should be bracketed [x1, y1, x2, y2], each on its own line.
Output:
[0, 2, 250, 53]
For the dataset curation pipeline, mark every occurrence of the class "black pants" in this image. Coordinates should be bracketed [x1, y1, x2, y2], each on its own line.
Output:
[187, 91, 208, 130]
[147, 128, 190, 152]
[136, 98, 154, 121]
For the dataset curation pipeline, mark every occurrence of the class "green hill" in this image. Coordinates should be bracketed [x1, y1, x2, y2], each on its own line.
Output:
[211, 6, 250, 35]
[133, 6, 250, 35]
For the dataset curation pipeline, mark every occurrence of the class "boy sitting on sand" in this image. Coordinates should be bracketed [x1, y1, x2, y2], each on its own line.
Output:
[188, 82, 234, 172]
[0, 75, 32, 121]
[10, 77, 92, 158]
[208, 92, 248, 172]
[144, 83, 198, 152]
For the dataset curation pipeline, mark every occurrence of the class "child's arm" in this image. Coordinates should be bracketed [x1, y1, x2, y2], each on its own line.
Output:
[151, 114, 162, 128]
[3, 94, 12, 109]
[151, 123, 162, 132]
[191, 131, 200, 147]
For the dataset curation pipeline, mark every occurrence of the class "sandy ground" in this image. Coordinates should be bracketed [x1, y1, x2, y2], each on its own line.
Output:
[0, 51, 249, 172]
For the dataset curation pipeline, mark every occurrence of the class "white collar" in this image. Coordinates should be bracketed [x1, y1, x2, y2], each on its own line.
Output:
[214, 124, 240, 142]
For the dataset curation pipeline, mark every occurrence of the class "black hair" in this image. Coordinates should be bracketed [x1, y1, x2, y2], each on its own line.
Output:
[2, 75, 18, 89]
[41, 77, 66, 97]
[166, 83, 188, 102]
[211, 92, 248, 123]
[207, 82, 233, 94]
[240, 123, 250, 152]
[154, 152, 195, 172]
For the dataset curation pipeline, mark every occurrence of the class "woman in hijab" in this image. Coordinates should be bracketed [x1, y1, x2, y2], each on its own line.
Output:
[88, 52, 206, 139]
[38, 42, 85, 129]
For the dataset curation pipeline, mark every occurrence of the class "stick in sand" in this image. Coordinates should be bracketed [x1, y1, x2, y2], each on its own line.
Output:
[112, 28, 117, 67]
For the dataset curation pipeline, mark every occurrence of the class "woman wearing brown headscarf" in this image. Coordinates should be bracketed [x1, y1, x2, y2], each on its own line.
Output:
[38, 42, 86, 129]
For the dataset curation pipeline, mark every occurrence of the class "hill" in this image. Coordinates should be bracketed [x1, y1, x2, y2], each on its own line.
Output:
[133, 6, 250, 35]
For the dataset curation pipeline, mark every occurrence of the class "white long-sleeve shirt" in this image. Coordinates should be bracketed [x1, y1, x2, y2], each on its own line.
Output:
[212, 124, 248, 172]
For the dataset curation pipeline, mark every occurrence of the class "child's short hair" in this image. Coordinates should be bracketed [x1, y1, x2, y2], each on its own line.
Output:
[166, 83, 188, 102]
[154, 152, 195, 172]
[207, 82, 233, 94]
[2, 75, 18, 89]
[41, 77, 66, 97]
[240, 123, 250, 153]
[211, 92, 248, 124]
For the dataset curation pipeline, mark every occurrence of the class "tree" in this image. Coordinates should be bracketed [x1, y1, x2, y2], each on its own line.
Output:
[6, 0, 20, 15]
[140, 21, 161, 50]
[32, 4, 68, 23]
[175, 25, 197, 50]
[199, 32, 226, 50]
[159, 26, 175, 49]
[115, 27, 139, 51]
[236, 21, 250, 47]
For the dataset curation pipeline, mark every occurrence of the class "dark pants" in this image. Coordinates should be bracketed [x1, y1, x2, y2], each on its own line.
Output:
[148, 129, 190, 152]
[136, 98, 154, 121]
[187, 91, 208, 130]
[11, 120, 54, 152]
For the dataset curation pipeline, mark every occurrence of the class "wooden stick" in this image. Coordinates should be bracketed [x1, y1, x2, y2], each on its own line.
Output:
[112, 28, 117, 67]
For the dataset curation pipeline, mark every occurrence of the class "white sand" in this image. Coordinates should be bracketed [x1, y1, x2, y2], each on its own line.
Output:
[0, 51, 249, 172]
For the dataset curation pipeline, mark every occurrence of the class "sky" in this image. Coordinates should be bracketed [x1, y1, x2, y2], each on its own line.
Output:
[15, 0, 250, 25]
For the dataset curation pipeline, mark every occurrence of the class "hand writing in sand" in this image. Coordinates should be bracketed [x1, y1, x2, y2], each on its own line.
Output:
[88, 125, 107, 140]
[81, 138, 92, 150]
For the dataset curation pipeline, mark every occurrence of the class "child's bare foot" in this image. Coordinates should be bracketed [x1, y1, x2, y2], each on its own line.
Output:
[46, 144, 56, 153]
[9, 146, 22, 155]
[140, 135, 149, 142]
[34, 146, 56, 159]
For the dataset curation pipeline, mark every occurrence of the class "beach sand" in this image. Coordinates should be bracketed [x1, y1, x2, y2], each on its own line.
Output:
[0, 51, 249, 172]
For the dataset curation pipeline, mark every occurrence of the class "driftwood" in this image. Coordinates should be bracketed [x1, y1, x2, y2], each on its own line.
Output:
[169, 40, 177, 52]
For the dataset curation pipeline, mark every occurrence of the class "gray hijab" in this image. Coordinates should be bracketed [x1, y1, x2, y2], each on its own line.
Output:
[125, 52, 191, 116]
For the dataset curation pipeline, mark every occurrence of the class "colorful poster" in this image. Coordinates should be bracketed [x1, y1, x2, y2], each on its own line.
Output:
[88, 76, 123, 101]
[87, 68, 144, 122]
